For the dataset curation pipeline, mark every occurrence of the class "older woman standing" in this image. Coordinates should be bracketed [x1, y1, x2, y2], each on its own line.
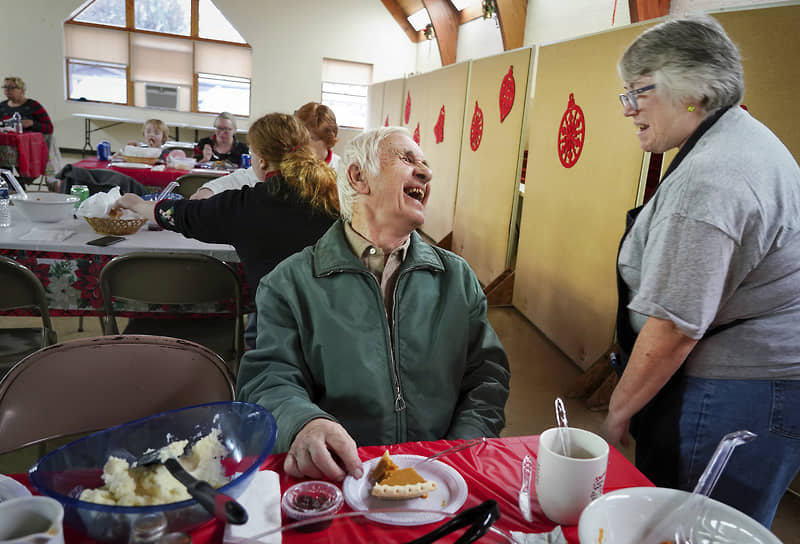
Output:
[600, 17, 800, 526]
[0, 76, 53, 135]
[194, 111, 249, 166]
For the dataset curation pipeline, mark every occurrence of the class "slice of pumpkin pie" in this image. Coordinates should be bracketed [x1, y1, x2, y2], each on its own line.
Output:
[370, 450, 437, 499]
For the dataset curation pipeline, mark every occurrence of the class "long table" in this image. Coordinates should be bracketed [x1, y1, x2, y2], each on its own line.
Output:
[10, 435, 652, 544]
[0, 207, 252, 317]
[0, 131, 49, 178]
[70, 159, 225, 191]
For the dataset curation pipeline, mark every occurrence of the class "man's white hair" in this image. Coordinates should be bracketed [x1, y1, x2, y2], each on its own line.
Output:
[336, 126, 411, 221]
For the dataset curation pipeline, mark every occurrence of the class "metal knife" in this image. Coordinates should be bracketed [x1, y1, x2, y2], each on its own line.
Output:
[519, 454, 533, 522]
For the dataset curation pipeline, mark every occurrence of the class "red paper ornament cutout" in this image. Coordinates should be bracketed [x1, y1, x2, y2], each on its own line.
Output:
[384, 115, 389, 127]
[404, 92, 411, 124]
[470, 101, 484, 151]
[433, 105, 445, 144]
[557, 93, 585, 168]
[499, 66, 515, 122]
[740, 104, 749, 111]
[413, 122, 420, 145]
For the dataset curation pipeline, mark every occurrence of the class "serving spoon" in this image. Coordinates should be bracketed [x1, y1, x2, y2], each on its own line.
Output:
[638, 429, 757, 544]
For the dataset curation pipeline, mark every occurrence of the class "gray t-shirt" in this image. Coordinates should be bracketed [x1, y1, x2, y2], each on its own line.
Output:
[619, 107, 800, 379]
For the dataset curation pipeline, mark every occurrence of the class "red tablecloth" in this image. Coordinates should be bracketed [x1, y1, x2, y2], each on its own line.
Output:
[0, 131, 48, 177]
[11, 436, 652, 544]
[71, 159, 220, 190]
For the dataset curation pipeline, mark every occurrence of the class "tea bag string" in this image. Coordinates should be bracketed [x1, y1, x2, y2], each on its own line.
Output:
[555, 397, 571, 457]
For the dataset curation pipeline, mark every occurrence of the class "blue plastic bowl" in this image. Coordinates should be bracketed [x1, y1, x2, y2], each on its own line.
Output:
[142, 192, 183, 201]
[29, 401, 277, 543]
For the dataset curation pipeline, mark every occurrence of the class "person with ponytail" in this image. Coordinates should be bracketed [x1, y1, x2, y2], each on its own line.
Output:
[112, 113, 339, 348]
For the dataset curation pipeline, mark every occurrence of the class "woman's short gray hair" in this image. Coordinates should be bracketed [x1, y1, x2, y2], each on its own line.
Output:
[619, 16, 743, 112]
[336, 126, 411, 221]
[215, 111, 237, 130]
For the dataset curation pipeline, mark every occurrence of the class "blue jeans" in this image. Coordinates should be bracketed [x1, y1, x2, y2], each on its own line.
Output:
[678, 377, 800, 527]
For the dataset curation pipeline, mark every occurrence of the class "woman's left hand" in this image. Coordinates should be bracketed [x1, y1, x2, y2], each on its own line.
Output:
[21, 119, 33, 129]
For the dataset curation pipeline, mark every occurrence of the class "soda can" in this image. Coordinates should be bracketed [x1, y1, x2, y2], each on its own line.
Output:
[97, 141, 111, 161]
[240, 153, 251, 169]
[70, 185, 90, 210]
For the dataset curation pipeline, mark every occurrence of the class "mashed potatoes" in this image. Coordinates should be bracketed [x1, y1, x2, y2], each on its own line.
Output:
[79, 429, 229, 506]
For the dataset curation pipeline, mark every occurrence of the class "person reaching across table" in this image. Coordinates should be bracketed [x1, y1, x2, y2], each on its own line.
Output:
[236, 126, 511, 482]
[112, 113, 339, 348]
[599, 16, 800, 527]
[0, 76, 53, 135]
[194, 112, 248, 167]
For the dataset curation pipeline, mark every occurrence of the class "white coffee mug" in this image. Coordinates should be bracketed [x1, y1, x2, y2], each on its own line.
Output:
[0, 496, 65, 544]
[534, 427, 609, 525]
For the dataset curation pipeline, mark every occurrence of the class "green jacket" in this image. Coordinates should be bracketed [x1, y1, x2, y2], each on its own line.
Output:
[236, 221, 510, 453]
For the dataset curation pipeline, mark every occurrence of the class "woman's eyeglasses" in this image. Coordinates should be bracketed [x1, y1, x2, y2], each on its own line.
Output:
[619, 84, 655, 111]
[214, 126, 235, 133]
[2, 85, 18, 90]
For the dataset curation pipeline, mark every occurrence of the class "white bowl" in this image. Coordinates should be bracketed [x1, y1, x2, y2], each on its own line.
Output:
[11, 193, 79, 222]
[578, 487, 782, 544]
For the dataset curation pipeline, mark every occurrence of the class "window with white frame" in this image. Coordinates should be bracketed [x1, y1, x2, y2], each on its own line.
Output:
[321, 59, 373, 129]
[65, 0, 251, 115]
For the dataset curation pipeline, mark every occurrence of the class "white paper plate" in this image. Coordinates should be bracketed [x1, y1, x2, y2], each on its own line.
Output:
[0, 474, 32, 503]
[342, 454, 468, 526]
[110, 162, 152, 169]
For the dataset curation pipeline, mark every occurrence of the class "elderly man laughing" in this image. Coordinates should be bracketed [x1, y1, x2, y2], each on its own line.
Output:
[237, 126, 510, 481]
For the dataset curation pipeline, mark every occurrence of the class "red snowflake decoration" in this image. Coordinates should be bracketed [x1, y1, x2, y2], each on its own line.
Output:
[470, 101, 484, 151]
[499, 66, 515, 122]
[557, 93, 585, 168]
[413, 122, 420, 145]
[404, 92, 411, 124]
[433, 105, 445, 144]
[384, 115, 389, 127]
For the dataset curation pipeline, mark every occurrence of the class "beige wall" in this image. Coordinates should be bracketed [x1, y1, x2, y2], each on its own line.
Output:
[0, 0, 418, 153]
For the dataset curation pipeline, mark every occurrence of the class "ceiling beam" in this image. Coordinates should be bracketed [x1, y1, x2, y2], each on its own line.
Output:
[381, 0, 424, 43]
[422, 0, 460, 66]
[629, 0, 670, 22]
[496, 0, 527, 51]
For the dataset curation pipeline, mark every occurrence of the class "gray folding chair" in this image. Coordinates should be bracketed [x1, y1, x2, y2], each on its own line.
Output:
[175, 173, 220, 199]
[0, 256, 57, 378]
[0, 335, 234, 454]
[100, 252, 244, 374]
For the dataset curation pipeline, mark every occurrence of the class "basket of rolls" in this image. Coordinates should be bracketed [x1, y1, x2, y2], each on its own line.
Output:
[77, 187, 148, 235]
[121, 145, 162, 165]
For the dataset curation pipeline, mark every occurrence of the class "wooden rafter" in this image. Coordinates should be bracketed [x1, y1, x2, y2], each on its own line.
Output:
[496, 0, 527, 51]
[381, 0, 424, 43]
[422, 0, 460, 66]
[629, 0, 670, 22]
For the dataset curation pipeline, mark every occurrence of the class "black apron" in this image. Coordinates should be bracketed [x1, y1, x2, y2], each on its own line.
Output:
[614, 106, 732, 487]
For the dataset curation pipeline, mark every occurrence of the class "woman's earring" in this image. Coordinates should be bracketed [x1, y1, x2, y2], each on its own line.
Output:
[687, 105, 696, 112]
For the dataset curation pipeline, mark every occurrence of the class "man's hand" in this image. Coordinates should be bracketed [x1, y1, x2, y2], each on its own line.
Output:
[201, 143, 214, 162]
[599, 412, 630, 449]
[190, 187, 214, 200]
[284, 419, 364, 482]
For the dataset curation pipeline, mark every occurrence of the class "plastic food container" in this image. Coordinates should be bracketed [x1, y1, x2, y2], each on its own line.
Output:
[281, 481, 343, 532]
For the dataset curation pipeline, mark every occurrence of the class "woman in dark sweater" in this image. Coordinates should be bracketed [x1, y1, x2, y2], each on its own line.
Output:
[113, 113, 339, 346]
[194, 111, 249, 166]
[0, 76, 53, 134]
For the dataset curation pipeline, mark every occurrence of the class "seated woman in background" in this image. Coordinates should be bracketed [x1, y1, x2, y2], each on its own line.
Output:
[112, 113, 340, 350]
[194, 112, 249, 166]
[0, 76, 53, 135]
[189, 102, 339, 200]
[295, 102, 340, 171]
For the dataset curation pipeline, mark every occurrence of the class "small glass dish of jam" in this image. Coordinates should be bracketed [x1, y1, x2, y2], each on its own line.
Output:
[281, 481, 344, 531]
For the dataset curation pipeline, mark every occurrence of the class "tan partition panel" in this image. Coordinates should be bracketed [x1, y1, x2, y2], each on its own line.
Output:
[382, 78, 407, 128]
[514, 24, 654, 370]
[403, 63, 470, 243]
[714, 5, 800, 161]
[367, 81, 385, 130]
[452, 48, 533, 286]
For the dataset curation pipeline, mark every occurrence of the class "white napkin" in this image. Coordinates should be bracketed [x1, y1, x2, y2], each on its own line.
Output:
[76, 187, 140, 220]
[20, 228, 76, 242]
[224, 470, 281, 544]
[510, 526, 567, 543]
